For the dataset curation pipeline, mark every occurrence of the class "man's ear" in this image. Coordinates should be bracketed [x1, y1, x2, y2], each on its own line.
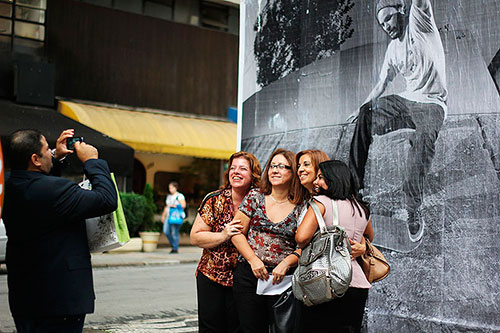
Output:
[30, 153, 42, 167]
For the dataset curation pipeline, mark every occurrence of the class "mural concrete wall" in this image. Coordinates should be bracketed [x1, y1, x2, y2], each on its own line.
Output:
[242, 114, 500, 331]
[240, 0, 500, 331]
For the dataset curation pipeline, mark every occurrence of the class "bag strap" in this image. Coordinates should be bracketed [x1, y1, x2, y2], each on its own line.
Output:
[310, 198, 339, 233]
[310, 200, 328, 234]
[331, 199, 339, 227]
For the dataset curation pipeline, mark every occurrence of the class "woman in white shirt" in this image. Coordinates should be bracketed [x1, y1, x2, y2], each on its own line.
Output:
[161, 181, 186, 253]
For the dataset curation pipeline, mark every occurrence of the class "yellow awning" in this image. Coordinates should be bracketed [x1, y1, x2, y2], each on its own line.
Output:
[58, 101, 236, 159]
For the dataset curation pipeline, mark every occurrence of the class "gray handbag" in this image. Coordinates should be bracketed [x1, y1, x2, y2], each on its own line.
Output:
[292, 199, 352, 306]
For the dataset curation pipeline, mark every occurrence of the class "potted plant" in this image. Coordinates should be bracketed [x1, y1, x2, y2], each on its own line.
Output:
[138, 184, 161, 252]
[114, 192, 146, 252]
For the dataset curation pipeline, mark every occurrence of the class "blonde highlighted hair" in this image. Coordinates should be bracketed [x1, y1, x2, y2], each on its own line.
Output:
[296, 149, 330, 174]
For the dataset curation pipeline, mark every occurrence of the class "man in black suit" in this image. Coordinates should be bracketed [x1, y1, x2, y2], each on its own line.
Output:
[3, 128, 118, 332]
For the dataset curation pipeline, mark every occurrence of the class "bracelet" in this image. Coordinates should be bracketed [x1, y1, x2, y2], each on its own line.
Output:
[290, 252, 301, 259]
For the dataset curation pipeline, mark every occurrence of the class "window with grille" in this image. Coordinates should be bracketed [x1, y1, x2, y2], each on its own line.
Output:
[0, 0, 46, 55]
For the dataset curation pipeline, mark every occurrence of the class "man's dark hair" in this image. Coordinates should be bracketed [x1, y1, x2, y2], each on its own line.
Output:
[7, 129, 44, 170]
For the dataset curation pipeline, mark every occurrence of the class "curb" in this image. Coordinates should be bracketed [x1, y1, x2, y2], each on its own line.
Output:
[91, 259, 200, 268]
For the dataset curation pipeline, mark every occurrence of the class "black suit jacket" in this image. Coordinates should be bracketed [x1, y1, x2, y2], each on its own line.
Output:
[3, 159, 117, 317]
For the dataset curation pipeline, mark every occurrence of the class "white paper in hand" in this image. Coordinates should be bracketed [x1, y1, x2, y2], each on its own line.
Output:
[256, 275, 292, 295]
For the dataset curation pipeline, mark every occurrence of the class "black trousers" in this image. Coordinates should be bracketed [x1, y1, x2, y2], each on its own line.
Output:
[232, 261, 281, 333]
[299, 288, 369, 333]
[13, 314, 86, 333]
[197, 272, 240, 333]
[349, 95, 444, 211]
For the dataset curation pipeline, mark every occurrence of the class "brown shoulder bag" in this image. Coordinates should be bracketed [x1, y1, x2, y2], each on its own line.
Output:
[357, 237, 390, 283]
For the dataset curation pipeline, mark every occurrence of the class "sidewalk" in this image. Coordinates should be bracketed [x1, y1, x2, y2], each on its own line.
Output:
[0, 246, 203, 273]
[90, 245, 202, 268]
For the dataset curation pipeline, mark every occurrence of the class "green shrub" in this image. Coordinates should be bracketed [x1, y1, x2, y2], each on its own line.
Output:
[153, 221, 163, 233]
[179, 220, 193, 235]
[142, 183, 156, 231]
[120, 192, 147, 237]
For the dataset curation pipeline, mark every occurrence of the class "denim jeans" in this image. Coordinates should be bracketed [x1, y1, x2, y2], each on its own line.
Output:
[349, 95, 445, 211]
[164, 222, 181, 251]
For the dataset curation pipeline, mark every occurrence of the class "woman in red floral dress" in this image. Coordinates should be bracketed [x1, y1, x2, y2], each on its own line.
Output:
[231, 148, 308, 332]
[190, 151, 261, 333]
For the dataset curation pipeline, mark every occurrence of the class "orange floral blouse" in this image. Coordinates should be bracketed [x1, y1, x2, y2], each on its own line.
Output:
[195, 189, 239, 287]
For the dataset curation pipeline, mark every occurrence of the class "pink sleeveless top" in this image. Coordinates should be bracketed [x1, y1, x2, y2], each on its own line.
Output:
[314, 195, 371, 289]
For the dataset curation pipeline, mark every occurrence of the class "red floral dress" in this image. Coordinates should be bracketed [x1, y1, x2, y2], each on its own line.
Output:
[195, 189, 239, 287]
[239, 189, 305, 267]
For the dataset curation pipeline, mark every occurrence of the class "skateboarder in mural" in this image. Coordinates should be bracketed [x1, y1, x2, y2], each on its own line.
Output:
[348, 0, 447, 242]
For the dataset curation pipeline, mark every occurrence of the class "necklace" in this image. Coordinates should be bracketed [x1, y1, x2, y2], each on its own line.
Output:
[270, 194, 288, 204]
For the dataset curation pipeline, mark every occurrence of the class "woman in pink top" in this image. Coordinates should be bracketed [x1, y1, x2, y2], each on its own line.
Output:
[296, 160, 373, 333]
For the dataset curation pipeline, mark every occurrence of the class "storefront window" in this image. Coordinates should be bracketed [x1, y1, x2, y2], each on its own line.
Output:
[15, 6, 45, 24]
[14, 20, 44, 40]
[16, 0, 46, 9]
[0, 3, 12, 18]
[0, 0, 45, 52]
[0, 17, 11, 34]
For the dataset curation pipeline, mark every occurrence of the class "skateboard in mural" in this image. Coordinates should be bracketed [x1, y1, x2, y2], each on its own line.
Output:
[370, 212, 423, 253]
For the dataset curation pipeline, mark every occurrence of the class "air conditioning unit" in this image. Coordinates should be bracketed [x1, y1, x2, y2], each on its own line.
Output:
[14, 61, 55, 107]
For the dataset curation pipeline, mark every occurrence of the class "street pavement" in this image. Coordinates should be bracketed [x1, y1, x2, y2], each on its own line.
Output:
[86, 263, 199, 333]
[0, 246, 203, 333]
[91, 245, 203, 268]
[0, 245, 202, 274]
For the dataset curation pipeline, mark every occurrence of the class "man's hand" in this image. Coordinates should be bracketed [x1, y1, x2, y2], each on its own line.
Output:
[74, 141, 98, 163]
[54, 129, 75, 160]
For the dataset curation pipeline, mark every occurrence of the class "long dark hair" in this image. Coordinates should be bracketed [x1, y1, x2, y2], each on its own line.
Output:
[317, 160, 370, 218]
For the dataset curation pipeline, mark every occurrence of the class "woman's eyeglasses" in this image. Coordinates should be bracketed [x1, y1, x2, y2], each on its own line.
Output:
[269, 163, 292, 170]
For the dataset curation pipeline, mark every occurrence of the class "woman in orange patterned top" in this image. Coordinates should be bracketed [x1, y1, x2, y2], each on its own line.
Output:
[190, 151, 262, 333]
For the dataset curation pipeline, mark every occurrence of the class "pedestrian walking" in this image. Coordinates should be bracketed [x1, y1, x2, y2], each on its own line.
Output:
[161, 181, 186, 253]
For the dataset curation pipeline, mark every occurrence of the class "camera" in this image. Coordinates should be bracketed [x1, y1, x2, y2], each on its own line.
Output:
[66, 136, 84, 150]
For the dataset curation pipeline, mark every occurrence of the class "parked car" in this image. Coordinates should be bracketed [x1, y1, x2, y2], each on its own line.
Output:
[0, 218, 6, 263]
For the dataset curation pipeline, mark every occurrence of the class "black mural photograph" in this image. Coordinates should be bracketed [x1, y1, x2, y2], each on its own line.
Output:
[240, 0, 500, 331]
[348, 0, 447, 246]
